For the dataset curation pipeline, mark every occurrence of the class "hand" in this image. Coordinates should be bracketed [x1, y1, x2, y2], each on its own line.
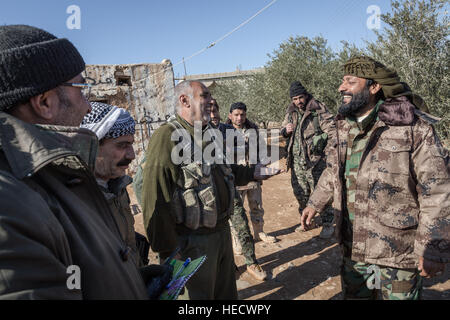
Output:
[418, 257, 445, 278]
[285, 123, 294, 135]
[164, 252, 182, 262]
[140, 264, 173, 284]
[253, 164, 283, 180]
[301, 207, 318, 231]
[141, 264, 174, 299]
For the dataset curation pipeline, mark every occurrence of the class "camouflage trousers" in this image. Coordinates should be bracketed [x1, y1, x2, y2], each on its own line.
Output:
[291, 156, 333, 224]
[341, 245, 422, 300]
[239, 183, 265, 232]
[230, 191, 257, 266]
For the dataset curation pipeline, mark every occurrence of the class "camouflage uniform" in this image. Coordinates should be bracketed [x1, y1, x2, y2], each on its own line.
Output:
[341, 101, 422, 299]
[237, 183, 265, 235]
[282, 98, 336, 226]
[308, 96, 450, 300]
[229, 191, 257, 266]
[226, 119, 274, 242]
[341, 249, 422, 300]
[217, 122, 259, 266]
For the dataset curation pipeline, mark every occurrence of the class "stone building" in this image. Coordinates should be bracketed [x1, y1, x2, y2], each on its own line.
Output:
[85, 59, 175, 176]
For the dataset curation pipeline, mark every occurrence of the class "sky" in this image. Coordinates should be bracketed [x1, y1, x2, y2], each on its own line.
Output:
[1, 0, 394, 79]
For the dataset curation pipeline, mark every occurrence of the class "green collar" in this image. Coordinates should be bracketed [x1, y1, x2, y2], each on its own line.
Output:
[175, 114, 211, 136]
[347, 99, 384, 132]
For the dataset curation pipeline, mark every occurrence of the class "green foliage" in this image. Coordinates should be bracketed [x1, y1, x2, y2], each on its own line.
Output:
[211, 0, 449, 140]
[212, 36, 354, 123]
[367, 0, 450, 138]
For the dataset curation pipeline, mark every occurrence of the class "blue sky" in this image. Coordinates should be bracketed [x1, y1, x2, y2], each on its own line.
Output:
[1, 0, 393, 78]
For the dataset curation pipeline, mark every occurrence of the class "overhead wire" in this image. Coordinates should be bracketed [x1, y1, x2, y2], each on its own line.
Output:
[127, 0, 279, 83]
[173, 0, 278, 69]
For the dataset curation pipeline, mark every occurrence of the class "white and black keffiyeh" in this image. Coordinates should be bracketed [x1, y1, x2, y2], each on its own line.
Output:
[81, 102, 135, 140]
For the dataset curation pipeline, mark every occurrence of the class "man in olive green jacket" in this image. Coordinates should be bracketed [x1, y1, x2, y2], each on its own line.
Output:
[0, 25, 149, 299]
[142, 81, 279, 299]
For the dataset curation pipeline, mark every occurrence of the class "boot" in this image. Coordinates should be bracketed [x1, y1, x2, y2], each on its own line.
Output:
[247, 263, 267, 281]
[252, 220, 277, 243]
[257, 232, 277, 244]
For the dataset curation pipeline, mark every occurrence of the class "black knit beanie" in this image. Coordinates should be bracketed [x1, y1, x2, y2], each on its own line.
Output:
[289, 80, 308, 98]
[0, 25, 85, 111]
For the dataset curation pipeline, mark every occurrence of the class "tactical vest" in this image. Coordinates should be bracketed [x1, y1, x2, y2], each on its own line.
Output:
[168, 119, 235, 230]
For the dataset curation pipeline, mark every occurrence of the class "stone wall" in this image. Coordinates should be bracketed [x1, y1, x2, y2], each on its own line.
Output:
[85, 60, 175, 176]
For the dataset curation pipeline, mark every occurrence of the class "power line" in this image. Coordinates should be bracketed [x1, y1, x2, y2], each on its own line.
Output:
[129, 0, 278, 83]
[173, 0, 278, 69]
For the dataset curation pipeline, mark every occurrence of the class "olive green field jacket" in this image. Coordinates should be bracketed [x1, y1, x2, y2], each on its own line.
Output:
[0, 112, 148, 299]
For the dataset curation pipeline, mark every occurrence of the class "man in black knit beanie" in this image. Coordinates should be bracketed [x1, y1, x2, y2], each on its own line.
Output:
[281, 80, 336, 238]
[0, 25, 165, 299]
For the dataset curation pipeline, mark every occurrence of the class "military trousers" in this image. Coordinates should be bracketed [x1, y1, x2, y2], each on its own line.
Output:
[175, 224, 238, 300]
[340, 245, 422, 300]
[238, 183, 265, 229]
[230, 191, 257, 266]
[291, 157, 334, 224]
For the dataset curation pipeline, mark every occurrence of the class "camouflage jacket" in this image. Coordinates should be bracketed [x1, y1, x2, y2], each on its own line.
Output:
[281, 98, 336, 170]
[0, 112, 148, 299]
[308, 97, 450, 269]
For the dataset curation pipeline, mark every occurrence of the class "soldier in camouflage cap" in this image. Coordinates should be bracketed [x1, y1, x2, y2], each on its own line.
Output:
[302, 56, 449, 300]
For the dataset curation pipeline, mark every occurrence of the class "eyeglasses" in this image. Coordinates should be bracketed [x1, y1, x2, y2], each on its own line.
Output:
[61, 79, 95, 100]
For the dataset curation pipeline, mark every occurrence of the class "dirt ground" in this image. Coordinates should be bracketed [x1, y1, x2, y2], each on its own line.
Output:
[132, 160, 450, 300]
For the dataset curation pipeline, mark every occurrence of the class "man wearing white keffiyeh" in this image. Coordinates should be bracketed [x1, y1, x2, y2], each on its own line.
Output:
[82, 101, 136, 140]
[81, 102, 151, 267]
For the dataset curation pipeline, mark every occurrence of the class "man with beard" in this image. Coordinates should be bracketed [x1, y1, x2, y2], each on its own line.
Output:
[0, 25, 150, 299]
[141, 81, 280, 299]
[81, 102, 150, 267]
[281, 81, 336, 237]
[302, 56, 449, 300]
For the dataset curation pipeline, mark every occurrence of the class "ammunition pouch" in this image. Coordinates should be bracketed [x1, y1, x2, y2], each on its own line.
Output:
[169, 119, 235, 230]
[312, 132, 328, 155]
[172, 162, 235, 230]
[311, 111, 328, 155]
